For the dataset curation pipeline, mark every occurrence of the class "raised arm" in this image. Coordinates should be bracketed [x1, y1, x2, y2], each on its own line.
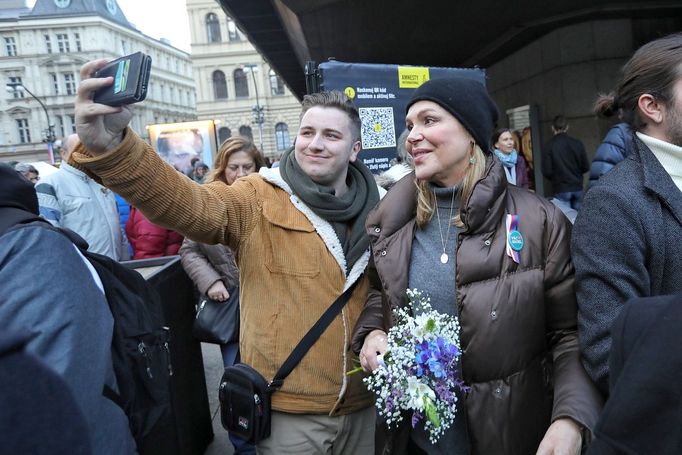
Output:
[71, 59, 258, 248]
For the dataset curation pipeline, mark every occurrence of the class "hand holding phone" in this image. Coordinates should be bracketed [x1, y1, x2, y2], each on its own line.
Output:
[93, 52, 152, 106]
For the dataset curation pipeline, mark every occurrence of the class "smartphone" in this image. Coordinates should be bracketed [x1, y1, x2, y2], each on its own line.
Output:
[93, 52, 152, 106]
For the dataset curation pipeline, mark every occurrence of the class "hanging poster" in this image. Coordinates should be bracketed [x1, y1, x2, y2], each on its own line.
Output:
[147, 120, 218, 174]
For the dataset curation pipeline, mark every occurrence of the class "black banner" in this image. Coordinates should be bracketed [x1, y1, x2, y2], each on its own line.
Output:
[318, 61, 486, 173]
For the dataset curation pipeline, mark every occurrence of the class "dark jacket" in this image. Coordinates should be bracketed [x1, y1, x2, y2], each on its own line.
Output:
[542, 132, 589, 193]
[0, 331, 92, 454]
[588, 124, 632, 189]
[352, 161, 602, 455]
[126, 206, 184, 259]
[179, 238, 239, 295]
[572, 136, 682, 397]
[588, 293, 682, 455]
[0, 164, 136, 454]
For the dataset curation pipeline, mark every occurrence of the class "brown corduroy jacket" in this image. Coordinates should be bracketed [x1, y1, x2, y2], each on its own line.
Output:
[71, 129, 375, 415]
[352, 161, 602, 455]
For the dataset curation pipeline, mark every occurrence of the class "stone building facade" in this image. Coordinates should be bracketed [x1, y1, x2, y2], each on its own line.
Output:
[186, 0, 301, 160]
[0, 0, 196, 164]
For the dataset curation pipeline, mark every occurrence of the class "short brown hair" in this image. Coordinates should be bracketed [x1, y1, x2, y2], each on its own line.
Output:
[206, 136, 265, 184]
[552, 116, 568, 132]
[300, 91, 361, 141]
[594, 32, 682, 130]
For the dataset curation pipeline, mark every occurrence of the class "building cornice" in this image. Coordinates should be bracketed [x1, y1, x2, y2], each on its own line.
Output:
[5, 106, 32, 116]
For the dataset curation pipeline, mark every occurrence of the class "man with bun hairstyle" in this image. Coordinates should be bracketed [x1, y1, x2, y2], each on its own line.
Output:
[572, 32, 682, 398]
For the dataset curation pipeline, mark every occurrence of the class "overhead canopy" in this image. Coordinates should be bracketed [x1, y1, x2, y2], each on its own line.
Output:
[217, 0, 682, 99]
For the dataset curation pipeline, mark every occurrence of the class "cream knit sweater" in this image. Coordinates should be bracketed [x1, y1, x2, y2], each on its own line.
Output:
[637, 132, 682, 192]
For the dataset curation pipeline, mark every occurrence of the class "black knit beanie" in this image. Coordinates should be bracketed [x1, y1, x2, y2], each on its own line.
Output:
[406, 76, 499, 153]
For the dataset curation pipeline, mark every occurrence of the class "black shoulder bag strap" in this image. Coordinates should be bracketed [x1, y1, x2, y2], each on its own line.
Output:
[267, 279, 360, 392]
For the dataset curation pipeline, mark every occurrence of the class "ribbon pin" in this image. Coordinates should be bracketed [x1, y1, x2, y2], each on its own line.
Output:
[506, 214, 523, 264]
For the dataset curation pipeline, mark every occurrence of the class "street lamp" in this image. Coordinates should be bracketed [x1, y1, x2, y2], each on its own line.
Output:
[242, 64, 264, 153]
[6, 81, 56, 164]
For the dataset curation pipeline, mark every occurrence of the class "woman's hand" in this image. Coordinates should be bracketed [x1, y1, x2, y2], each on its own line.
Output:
[207, 281, 230, 302]
[360, 329, 388, 372]
[536, 418, 582, 455]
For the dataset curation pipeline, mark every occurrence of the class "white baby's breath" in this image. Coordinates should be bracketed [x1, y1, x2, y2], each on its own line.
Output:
[363, 288, 466, 443]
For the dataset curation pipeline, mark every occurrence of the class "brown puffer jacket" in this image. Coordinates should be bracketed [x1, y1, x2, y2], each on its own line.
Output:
[352, 160, 602, 455]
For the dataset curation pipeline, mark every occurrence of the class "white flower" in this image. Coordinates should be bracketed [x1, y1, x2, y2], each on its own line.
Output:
[412, 314, 430, 339]
[363, 289, 465, 443]
[405, 376, 436, 411]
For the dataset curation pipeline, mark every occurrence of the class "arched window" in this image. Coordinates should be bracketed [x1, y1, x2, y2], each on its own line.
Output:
[269, 69, 285, 95]
[234, 69, 248, 98]
[227, 19, 239, 41]
[206, 13, 221, 43]
[275, 123, 290, 150]
[212, 70, 227, 99]
[239, 125, 253, 139]
[218, 127, 231, 144]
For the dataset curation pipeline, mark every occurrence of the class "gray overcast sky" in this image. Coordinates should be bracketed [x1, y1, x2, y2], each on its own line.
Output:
[27, 0, 192, 53]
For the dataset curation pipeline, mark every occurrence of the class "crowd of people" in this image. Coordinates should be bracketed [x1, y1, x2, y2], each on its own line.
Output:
[2, 31, 681, 455]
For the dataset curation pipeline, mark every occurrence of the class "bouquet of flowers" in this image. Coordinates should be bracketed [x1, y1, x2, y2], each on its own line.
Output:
[364, 289, 467, 444]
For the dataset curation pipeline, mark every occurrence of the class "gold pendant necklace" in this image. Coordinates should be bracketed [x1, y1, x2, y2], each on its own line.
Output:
[434, 189, 456, 264]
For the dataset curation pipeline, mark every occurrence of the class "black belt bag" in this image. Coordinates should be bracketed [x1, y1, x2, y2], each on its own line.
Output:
[218, 281, 359, 444]
[219, 363, 272, 443]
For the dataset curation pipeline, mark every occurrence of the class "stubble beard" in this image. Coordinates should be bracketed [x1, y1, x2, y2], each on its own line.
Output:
[665, 103, 682, 147]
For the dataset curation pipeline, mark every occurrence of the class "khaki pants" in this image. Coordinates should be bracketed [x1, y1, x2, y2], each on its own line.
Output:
[256, 406, 375, 455]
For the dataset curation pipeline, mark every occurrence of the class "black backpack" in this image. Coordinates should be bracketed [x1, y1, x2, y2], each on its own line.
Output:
[0, 209, 172, 449]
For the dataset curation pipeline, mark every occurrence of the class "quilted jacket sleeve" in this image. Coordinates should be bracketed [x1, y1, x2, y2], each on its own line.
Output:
[543, 203, 603, 436]
[588, 124, 629, 189]
[70, 128, 260, 251]
[351, 255, 389, 355]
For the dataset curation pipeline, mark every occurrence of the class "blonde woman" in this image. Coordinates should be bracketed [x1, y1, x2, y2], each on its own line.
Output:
[352, 76, 601, 455]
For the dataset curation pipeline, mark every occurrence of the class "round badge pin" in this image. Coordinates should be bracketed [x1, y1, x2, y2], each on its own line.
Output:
[508, 230, 524, 251]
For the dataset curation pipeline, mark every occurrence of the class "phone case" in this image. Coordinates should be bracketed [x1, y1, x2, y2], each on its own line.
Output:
[93, 52, 152, 106]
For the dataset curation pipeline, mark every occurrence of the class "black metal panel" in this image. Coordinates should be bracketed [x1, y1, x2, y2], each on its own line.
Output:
[125, 256, 213, 455]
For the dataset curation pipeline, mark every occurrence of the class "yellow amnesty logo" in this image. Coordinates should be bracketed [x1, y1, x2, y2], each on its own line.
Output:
[398, 67, 430, 89]
[344, 87, 356, 99]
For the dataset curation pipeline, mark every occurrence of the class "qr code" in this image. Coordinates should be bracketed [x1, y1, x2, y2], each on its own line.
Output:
[359, 107, 396, 150]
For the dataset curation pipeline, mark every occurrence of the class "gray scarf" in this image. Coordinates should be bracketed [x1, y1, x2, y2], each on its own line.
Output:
[279, 147, 379, 272]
